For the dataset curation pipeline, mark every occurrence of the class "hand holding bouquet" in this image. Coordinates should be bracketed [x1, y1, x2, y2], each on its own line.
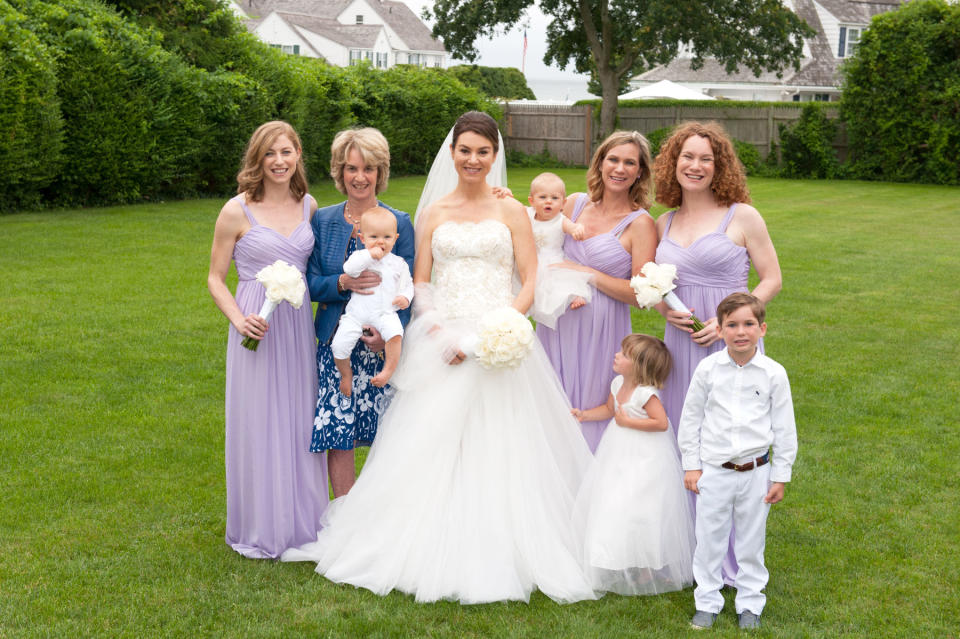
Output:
[473, 307, 535, 369]
[242, 260, 306, 351]
[629, 262, 705, 332]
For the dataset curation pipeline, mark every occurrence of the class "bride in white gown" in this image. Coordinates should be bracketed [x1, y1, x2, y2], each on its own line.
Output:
[282, 111, 595, 604]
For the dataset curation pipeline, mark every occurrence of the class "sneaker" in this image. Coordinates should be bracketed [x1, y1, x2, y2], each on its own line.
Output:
[690, 611, 718, 629]
[738, 611, 761, 630]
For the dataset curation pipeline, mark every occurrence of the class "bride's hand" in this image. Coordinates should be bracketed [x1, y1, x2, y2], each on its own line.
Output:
[443, 346, 467, 366]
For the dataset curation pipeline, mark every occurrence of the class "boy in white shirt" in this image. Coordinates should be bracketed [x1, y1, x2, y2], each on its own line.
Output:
[332, 207, 413, 395]
[678, 292, 798, 631]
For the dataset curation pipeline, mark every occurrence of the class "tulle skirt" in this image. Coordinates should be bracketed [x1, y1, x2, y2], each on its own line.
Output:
[529, 264, 594, 330]
[283, 313, 597, 604]
[573, 420, 695, 596]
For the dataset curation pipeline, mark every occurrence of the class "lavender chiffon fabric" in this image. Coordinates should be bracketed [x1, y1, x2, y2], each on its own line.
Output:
[655, 204, 761, 429]
[538, 194, 649, 453]
[223, 196, 329, 559]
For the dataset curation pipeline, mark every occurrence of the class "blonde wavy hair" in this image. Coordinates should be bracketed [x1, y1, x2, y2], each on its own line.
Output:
[654, 121, 750, 208]
[586, 131, 653, 211]
[621, 333, 672, 389]
[329, 127, 391, 195]
[236, 121, 307, 202]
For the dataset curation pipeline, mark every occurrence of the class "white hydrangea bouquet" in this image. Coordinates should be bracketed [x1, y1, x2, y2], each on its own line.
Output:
[472, 307, 535, 369]
[629, 262, 705, 332]
[241, 260, 306, 351]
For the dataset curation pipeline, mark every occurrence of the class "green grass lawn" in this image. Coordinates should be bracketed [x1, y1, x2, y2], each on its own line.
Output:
[1, 174, 958, 638]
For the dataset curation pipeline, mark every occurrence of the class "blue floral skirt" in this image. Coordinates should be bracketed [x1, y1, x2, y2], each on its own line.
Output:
[310, 341, 390, 452]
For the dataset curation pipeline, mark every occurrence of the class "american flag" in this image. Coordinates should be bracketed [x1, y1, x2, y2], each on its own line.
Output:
[522, 30, 528, 74]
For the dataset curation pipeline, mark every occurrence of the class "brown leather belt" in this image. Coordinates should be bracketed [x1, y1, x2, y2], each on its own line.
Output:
[721, 452, 770, 472]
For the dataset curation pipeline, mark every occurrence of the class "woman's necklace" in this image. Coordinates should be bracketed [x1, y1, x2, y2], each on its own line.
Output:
[344, 202, 360, 227]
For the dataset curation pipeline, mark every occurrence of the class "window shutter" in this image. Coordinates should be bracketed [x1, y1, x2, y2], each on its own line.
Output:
[838, 27, 846, 57]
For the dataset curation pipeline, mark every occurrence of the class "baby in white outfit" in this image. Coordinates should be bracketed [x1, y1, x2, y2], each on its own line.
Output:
[332, 206, 414, 394]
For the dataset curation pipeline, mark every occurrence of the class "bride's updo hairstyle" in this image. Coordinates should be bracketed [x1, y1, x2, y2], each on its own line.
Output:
[586, 130, 652, 211]
[451, 111, 500, 151]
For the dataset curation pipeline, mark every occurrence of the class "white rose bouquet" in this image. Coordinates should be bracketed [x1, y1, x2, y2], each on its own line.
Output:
[241, 260, 307, 351]
[629, 262, 705, 332]
[473, 307, 535, 369]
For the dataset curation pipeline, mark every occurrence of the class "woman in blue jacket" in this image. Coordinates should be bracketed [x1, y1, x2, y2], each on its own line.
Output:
[306, 128, 414, 498]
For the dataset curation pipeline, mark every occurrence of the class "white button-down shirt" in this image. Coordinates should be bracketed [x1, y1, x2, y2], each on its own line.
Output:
[678, 348, 798, 483]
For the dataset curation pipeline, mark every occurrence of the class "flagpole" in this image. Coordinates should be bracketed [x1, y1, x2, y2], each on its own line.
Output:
[522, 29, 527, 75]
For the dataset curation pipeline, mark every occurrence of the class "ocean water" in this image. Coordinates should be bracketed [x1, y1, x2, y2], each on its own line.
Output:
[525, 76, 593, 103]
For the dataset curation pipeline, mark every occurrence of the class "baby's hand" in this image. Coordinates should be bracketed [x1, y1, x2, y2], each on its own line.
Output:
[368, 246, 385, 259]
[393, 295, 410, 310]
[491, 186, 514, 200]
[569, 296, 586, 310]
[569, 223, 586, 240]
[570, 408, 583, 422]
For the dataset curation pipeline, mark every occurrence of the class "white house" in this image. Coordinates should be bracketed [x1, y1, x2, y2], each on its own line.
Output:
[628, 0, 902, 102]
[228, 0, 447, 68]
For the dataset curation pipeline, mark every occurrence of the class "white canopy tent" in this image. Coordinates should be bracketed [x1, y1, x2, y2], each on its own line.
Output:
[619, 79, 715, 101]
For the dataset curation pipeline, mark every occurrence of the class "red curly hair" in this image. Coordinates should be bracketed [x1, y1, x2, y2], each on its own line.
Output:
[653, 121, 750, 208]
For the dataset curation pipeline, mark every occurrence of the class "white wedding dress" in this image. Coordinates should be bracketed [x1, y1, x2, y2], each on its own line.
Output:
[283, 219, 596, 604]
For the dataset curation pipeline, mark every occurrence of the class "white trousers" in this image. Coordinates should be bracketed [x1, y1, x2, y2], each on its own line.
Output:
[331, 312, 403, 360]
[693, 462, 771, 615]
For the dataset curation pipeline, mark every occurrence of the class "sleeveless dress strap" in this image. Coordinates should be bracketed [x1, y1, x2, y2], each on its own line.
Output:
[662, 209, 677, 237]
[571, 193, 591, 222]
[235, 195, 258, 226]
[612, 209, 646, 237]
[302, 194, 313, 222]
[717, 204, 738, 232]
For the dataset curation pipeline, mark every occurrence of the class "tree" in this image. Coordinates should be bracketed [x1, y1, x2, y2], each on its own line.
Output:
[840, 0, 960, 185]
[427, 0, 814, 135]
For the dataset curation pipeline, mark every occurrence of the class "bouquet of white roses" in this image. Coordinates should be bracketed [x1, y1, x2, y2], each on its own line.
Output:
[629, 262, 705, 332]
[473, 307, 535, 369]
[242, 260, 306, 351]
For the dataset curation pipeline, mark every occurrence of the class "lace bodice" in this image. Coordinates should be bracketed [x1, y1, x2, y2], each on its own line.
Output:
[528, 209, 566, 265]
[431, 220, 515, 322]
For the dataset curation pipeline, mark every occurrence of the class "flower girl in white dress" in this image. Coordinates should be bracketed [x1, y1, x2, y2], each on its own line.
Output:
[571, 333, 695, 595]
[525, 172, 593, 329]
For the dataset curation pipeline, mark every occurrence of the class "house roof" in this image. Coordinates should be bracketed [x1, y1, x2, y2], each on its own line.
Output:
[234, 0, 444, 52]
[816, 0, 900, 24]
[368, 0, 445, 51]
[276, 11, 383, 48]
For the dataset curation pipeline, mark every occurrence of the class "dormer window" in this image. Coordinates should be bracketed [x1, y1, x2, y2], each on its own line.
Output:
[838, 25, 864, 58]
[356, 14, 363, 24]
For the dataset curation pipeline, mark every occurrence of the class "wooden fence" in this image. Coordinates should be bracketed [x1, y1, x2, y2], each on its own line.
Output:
[502, 102, 847, 166]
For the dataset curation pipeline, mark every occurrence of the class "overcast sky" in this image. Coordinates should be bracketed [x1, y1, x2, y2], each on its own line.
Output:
[402, 1, 591, 99]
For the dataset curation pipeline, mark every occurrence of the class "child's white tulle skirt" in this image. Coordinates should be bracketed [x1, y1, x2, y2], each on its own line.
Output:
[282, 312, 597, 604]
[573, 421, 695, 596]
[529, 264, 594, 329]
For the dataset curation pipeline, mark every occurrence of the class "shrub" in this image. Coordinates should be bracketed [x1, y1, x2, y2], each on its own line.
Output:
[644, 127, 673, 157]
[505, 148, 572, 169]
[447, 65, 536, 100]
[840, 0, 960, 184]
[732, 139, 765, 177]
[777, 104, 839, 179]
[0, 1, 63, 211]
[347, 64, 499, 175]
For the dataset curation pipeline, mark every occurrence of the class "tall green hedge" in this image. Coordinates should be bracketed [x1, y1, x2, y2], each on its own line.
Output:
[840, 0, 960, 185]
[0, 1, 63, 210]
[0, 1, 495, 211]
[447, 65, 536, 101]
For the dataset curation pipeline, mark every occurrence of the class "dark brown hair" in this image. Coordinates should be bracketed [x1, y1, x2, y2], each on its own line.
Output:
[236, 121, 307, 202]
[716, 292, 766, 325]
[586, 131, 653, 210]
[452, 111, 500, 152]
[653, 121, 750, 208]
[621, 333, 672, 388]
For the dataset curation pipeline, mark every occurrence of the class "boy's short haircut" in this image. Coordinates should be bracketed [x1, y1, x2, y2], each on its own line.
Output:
[529, 172, 566, 196]
[359, 206, 397, 233]
[716, 292, 766, 325]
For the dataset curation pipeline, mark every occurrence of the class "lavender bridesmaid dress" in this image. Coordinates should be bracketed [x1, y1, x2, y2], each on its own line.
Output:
[655, 203, 758, 583]
[223, 196, 329, 559]
[538, 194, 649, 453]
[655, 204, 759, 428]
